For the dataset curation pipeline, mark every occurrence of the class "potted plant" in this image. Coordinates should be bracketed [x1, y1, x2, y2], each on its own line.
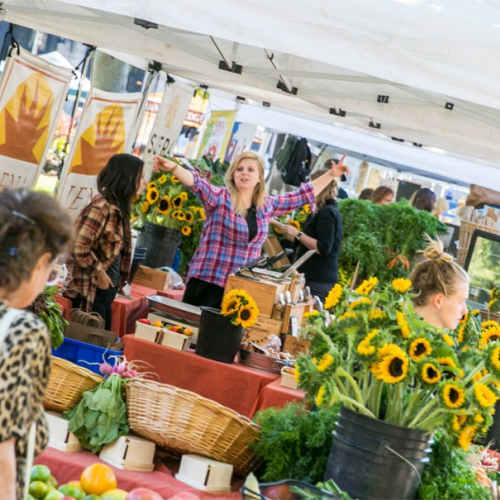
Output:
[296, 278, 500, 500]
[195, 289, 259, 364]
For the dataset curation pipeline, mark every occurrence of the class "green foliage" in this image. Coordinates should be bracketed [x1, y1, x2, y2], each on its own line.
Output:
[252, 402, 341, 484]
[66, 374, 129, 453]
[416, 431, 491, 500]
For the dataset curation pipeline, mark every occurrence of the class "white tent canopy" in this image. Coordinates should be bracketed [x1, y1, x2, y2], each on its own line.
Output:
[4, 0, 500, 185]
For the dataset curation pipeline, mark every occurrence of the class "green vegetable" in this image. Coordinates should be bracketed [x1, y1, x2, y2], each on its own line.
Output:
[66, 374, 129, 453]
[252, 402, 340, 484]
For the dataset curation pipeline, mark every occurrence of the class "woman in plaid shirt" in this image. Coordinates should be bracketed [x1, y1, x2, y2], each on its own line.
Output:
[154, 152, 349, 308]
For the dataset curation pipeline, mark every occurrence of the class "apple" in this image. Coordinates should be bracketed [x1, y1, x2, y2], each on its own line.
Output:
[125, 488, 164, 500]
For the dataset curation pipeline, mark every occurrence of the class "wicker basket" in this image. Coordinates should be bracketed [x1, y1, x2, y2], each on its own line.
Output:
[457, 221, 499, 265]
[43, 357, 103, 412]
[126, 379, 260, 476]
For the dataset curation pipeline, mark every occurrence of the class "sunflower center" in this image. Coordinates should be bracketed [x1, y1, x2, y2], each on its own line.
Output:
[240, 309, 251, 321]
[426, 366, 438, 379]
[491, 334, 500, 342]
[158, 200, 169, 211]
[389, 357, 404, 377]
[228, 300, 238, 310]
[415, 343, 427, 356]
[449, 387, 460, 404]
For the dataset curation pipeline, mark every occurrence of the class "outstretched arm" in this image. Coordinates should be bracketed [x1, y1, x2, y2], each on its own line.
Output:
[153, 156, 195, 187]
[310, 154, 350, 197]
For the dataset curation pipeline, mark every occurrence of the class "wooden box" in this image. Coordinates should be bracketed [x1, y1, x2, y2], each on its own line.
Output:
[280, 369, 298, 390]
[225, 274, 290, 318]
[133, 265, 170, 290]
[100, 435, 155, 472]
[161, 330, 192, 351]
[281, 302, 312, 334]
[148, 312, 199, 344]
[176, 454, 233, 493]
[283, 335, 310, 356]
[264, 235, 291, 268]
[243, 316, 283, 343]
[135, 322, 163, 343]
[45, 411, 83, 452]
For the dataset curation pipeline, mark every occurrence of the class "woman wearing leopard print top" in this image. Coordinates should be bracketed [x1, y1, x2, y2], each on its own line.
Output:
[0, 189, 71, 500]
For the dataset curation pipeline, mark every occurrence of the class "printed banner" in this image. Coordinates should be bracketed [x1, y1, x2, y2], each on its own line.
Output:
[142, 81, 192, 181]
[224, 122, 257, 163]
[58, 88, 142, 217]
[197, 110, 237, 161]
[0, 47, 72, 188]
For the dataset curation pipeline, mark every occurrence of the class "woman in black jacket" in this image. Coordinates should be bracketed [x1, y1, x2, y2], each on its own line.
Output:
[278, 168, 343, 301]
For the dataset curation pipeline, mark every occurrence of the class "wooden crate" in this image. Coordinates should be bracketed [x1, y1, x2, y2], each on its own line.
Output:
[243, 316, 283, 344]
[283, 335, 310, 356]
[225, 274, 290, 318]
[280, 302, 312, 334]
[264, 235, 291, 268]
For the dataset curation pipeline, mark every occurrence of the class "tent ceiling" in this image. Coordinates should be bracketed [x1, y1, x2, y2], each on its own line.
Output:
[3, 0, 500, 185]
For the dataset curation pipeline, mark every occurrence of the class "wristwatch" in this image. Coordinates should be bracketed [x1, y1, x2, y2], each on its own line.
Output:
[296, 231, 304, 241]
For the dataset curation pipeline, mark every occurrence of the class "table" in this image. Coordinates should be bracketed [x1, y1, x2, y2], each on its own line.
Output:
[36, 447, 241, 499]
[123, 336, 278, 417]
[158, 288, 185, 301]
[249, 378, 305, 417]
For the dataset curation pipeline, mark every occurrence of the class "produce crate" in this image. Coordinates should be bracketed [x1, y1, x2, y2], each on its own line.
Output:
[52, 337, 123, 374]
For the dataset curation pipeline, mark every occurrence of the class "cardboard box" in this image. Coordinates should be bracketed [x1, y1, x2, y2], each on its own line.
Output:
[161, 330, 192, 351]
[283, 335, 310, 357]
[280, 369, 298, 390]
[133, 265, 170, 290]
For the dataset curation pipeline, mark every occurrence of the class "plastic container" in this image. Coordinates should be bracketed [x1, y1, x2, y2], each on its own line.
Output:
[52, 337, 123, 374]
[45, 411, 83, 452]
[130, 245, 147, 282]
[195, 307, 244, 363]
[137, 222, 181, 269]
[324, 406, 433, 500]
[100, 435, 155, 472]
[176, 454, 233, 493]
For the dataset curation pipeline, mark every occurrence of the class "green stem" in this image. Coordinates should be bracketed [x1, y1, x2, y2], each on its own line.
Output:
[314, 324, 336, 350]
[408, 397, 438, 428]
[333, 375, 348, 397]
[337, 394, 376, 418]
[417, 408, 446, 431]
[463, 362, 486, 385]
[337, 367, 365, 405]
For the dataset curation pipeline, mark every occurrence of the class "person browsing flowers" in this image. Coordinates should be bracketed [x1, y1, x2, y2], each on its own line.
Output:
[153, 152, 350, 308]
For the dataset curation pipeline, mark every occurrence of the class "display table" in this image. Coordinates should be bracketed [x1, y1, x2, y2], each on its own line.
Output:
[249, 377, 305, 417]
[54, 294, 73, 322]
[158, 288, 185, 301]
[36, 447, 240, 499]
[123, 336, 278, 417]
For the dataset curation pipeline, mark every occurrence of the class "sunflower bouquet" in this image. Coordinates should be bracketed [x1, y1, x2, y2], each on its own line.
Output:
[295, 277, 500, 449]
[488, 286, 500, 314]
[220, 289, 259, 329]
[271, 204, 311, 240]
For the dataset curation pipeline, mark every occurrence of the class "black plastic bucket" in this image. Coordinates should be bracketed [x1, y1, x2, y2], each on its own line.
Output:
[487, 400, 500, 450]
[130, 246, 147, 282]
[136, 222, 181, 269]
[324, 406, 433, 500]
[195, 307, 245, 364]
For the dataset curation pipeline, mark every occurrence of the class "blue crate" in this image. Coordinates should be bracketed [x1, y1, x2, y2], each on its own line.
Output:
[52, 337, 123, 375]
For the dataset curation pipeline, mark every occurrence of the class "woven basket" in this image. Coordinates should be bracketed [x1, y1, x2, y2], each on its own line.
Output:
[43, 357, 103, 412]
[126, 379, 260, 476]
[457, 221, 499, 265]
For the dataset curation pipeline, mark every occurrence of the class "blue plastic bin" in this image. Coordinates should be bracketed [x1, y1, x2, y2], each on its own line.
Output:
[52, 337, 123, 375]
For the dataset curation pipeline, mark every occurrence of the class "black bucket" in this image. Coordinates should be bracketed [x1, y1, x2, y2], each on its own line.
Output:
[195, 307, 244, 364]
[487, 400, 500, 450]
[130, 246, 147, 282]
[324, 406, 433, 500]
[137, 222, 181, 269]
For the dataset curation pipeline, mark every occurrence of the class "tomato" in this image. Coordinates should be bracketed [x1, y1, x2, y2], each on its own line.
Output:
[30, 465, 51, 483]
[263, 484, 295, 500]
[29, 481, 50, 499]
[138, 319, 151, 324]
[125, 488, 164, 500]
[80, 464, 117, 496]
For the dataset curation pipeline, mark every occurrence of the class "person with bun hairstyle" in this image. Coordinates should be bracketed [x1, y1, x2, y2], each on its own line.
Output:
[153, 152, 350, 308]
[372, 186, 394, 205]
[409, 238, 469, 330]
[0, 189, 72, 499]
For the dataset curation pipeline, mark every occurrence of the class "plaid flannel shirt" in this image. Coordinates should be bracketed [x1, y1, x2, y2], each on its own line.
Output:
[64, 195, 131, 312]
[187, 172, 316, 288]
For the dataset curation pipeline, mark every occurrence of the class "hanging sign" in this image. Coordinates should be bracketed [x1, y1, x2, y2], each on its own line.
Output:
[197, 110, 237, 161]
[225, 122, 257, 163]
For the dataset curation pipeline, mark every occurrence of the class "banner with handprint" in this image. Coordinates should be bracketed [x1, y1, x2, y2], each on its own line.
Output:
[58, 88, 142, 218]
[197, 110, 237, 161]
[0, 47, 72, 189]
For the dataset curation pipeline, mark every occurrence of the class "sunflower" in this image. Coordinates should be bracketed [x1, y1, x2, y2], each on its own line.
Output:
[396, 311, 411, 339]
[158, 175, 167, 185]
[355, 277, 378, 295]
[452, 415, 461, 432]
[235, 304, 259, 328]
[489, 298, 498, 310]
[171, 209, 181, 219]
[196, 207, 206, 219]
[421, 363, 441, 384]
[147, 181, 156, 190]
[482, 320, 500, 330]
[146, 187, 160, 204]
[156, 195, 171, 215]
[315, 385, 326, 406]
[177, 212, 186, 221]
[184, 211, 194, 223]
[474, 414, 485, 423]
[141, 201, 150, 214]
[436, 357, 457, 369]
[409, 338, 432, 362]
[182, 226, 191, 236]
[470, 309, 480, 316]
[317, 353, 334, 372]
[324, 284, 343, 310]
[221, 297, 241, 316]
[287, 220, 301, 230]
[442, 383, 466, 408]
[458, 425, 477, 451]
[221, 289, 244, 309]
[358, 330, 379, 356]
[442, 334, 455, 347]
[339, 311, 357, 322]
[371, 348, 409, 384]
[303, 204, 311, 214]
[369, 309, 386, 321]
[480, 325, 500, 347]
[349, 297, 372, 310]
[294, 366, 300, 384]
[474, 383, 498, 408]
[303, 310, 321, 320]
[180, 192, 188, 200]
[172, 195, 183, 209]
[457, 323, 466, 343]
[171, 175, 180, 183]
[392, 278, 412, 294]
[491, 346, 500, 371]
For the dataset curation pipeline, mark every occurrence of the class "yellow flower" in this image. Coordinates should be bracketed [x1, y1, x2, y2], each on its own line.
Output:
[303, 204, 311, 214]
[489, 298, 498, 310]
[409, 338, 432, 362]
[158, 175, 167, 185]
[177, 212, 186, 221]
[197, 207, 206, 219]
[421, 363, 441, 384]
[452, 415, 461, 432]
[442, 334, 455, 347]
[349, 298, 372, 310]
[146, 187, 160, 204]
[184, 211, 194, 223]
[180, 192, 188, 200]
[480, 326, 500, 347]
[182, 226, 191, 236]
[315, 385, 325, 406]
[339, 311, 357, 322]
[371, 344, 408, 384]
[303, 310, 321, 320]
[287, 220, 301, 230]
[317, 353, 334, 372]
[470, 309, 480, 316]
[141, 201, 150, 213]
[392, 278, 412, 293]
[172, 195, 183, 209]
[482, 320, 500, 330]
[221, 297, 241, 316]
[436, 357, 457, 369]
[355, 277, 378, 296]
[473, 372, 483, 383]
[396, 311, 411, 339]
[358, 330, 379, 356]
[457, 323, 466, 343]
[294, 366, 300, 384]
[369, 309, 386, 321]
[235, 305, 259, 328]
[147, 181, 156, 190]
[474, 383, 498, 408]
[156, 195, 171, 215]
[474, 414, 485, 423]
[324, 284, 343, 310]
[442, 383, 466, 408]
[458, 425, 477, 451]
[491, 346, 500, 370]
[171, 175, 180, 183]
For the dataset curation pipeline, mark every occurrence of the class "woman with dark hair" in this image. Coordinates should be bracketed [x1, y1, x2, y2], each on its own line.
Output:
[65, 153, 146, 330]
[372, 186, 394, 205]
[412, 187, 437, 213]
[359, 188, 374, 200]
[0, 189, 72, 498]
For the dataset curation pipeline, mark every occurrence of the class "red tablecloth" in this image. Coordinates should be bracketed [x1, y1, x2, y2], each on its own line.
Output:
[123, 336, 278, 418]
[36, 447, 241, 499]
[54, 294, 73, 322]
[111, 284, 156, 337]
[249, 378, 305, 417]
[158, 289, 185, 301]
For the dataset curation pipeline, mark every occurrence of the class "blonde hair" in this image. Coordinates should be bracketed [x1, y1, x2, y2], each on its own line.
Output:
[432, 198, 449, 216]
[311, 168, 337, 209]
[225, 151, 266, 216]
[409, 237, 469, 306]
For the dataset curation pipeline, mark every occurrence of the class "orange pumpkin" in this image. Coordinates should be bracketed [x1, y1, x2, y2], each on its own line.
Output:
[80, 463, 117, 495]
